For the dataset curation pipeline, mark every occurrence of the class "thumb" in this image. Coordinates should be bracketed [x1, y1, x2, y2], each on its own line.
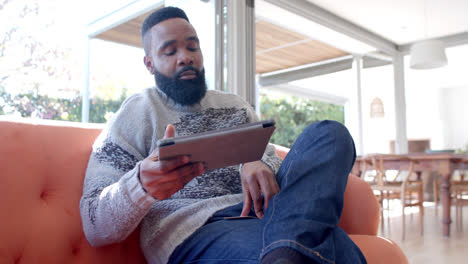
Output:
[164, 124, 175, 139]
[150, 124, 175, 158]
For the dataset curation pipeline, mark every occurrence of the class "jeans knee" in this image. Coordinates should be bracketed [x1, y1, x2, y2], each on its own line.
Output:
[305, 120, 347, 137]
[305, 120, 355, 156]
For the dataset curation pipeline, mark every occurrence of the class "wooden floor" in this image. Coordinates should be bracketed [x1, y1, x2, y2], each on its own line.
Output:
[377, 201, 468, 264]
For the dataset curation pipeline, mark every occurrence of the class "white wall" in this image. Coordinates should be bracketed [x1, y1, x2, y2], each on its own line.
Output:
[362, 44, 468, 152]
[405, 44, 468, 151]
[360, 64, 396, 154]
[438, 86, 468, 150]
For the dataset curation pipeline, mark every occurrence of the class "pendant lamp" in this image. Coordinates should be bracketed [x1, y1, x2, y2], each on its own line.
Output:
[409, 0, 448, 69]
[370, 97, 384, 118]
[410, 39, 448, 69]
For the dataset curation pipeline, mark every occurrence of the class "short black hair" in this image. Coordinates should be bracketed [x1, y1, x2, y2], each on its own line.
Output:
[141, 6, 190, 39]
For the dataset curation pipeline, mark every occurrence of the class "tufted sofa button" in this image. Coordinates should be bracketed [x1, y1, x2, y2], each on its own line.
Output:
[72, 246, 80, 256]
[40, 191, 47, 200]
[71, 236, 84, 257]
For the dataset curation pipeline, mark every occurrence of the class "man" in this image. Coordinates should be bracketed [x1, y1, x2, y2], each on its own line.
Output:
[80, 7, 366, 264]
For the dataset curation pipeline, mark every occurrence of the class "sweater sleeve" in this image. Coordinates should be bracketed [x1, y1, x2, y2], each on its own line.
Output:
[80, 95, 157, 247]
[245, 102, 283, 175]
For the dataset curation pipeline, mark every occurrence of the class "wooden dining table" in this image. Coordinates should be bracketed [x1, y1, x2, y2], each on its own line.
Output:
[352, 153, 468, 237]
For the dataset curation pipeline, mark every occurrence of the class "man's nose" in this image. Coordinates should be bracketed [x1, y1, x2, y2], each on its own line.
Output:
[177, 50, 194, 66]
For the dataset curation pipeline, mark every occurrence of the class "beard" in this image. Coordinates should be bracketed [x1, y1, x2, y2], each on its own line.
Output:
[154, 66, 207, 106]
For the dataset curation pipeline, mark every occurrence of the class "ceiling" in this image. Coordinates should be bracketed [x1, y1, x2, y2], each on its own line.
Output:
[255, 20, 348, 73]
[92, 0, 468, 76]
[95, 11, 151, 48]
[306, 0, 468, 45]
[94, 7, 350, 74]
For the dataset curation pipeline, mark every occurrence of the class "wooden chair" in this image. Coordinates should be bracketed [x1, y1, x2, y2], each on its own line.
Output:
[433, 158, 468, 231]
[452, 159, 468, 231]
[367, 154, 424, 240]
[452, 183, 468, 231]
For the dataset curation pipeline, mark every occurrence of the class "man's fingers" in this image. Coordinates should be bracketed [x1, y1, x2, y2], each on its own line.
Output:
[146, 162, 204, 186]
[157, 155, 190, 173]
[248, 180, 264, 219]
[258, 173, 280, 210]
[180, 162, 205, 184]
[145, 162, 205, 199]
[241, 188, 252, 217]
[158, 156, 189, 173]
[164, 124, 175, 139]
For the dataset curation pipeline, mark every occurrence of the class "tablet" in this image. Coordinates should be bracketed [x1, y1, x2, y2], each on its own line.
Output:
[157, 119, 276, 170]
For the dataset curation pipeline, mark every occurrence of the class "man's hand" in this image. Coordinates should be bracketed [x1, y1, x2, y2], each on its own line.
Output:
[240, 160, 279, 219]
[139, 124, 205, 200]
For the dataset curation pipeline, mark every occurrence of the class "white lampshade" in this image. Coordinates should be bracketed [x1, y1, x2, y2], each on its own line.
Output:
[410, 39, 448, 69]
[410, 39, 447, 69]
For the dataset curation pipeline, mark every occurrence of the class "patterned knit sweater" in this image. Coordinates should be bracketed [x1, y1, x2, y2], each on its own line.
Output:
[79, 87, 282, 264]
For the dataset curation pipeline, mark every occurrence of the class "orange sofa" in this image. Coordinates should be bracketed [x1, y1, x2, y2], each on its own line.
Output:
[0, 118, 408, 264]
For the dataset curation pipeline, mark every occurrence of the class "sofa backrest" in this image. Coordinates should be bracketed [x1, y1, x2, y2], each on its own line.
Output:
[0, 118, 146, 264]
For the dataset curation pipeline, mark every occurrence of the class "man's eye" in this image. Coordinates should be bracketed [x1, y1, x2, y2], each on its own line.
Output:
[164, 50, 176, 56]
[187, 43, 199, 51]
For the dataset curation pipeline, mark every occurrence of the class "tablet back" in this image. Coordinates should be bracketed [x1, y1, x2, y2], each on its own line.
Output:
[158, 120, 275, 170]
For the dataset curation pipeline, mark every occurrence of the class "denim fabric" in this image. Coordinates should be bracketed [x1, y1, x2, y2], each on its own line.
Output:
[168, 121, 367, 264]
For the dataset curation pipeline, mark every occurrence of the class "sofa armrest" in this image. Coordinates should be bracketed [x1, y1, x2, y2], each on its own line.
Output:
[272, 144, 289, 160]
[339, 175, 380, 235]
[349, 235, 408, 264]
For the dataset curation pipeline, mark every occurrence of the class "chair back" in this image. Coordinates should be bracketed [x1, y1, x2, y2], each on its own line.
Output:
[369, 154, 417, 189]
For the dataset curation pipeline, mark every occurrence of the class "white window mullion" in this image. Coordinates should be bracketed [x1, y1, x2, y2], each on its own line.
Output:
[82, 37, 90, 123]
[393, 53, 409, 154]
[214, 0, 225, 92]
[226, 0, 256, 107]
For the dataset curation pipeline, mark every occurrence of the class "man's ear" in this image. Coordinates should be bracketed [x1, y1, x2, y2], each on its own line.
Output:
[143, 56, 154, 74]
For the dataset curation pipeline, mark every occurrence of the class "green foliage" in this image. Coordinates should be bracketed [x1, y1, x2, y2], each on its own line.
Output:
[2, 87, 344, 144]
[0, 88, 125, 123]
[456, 143, 468, 154]
[260, 93, 344, 148]
[88, 92, 127, 123]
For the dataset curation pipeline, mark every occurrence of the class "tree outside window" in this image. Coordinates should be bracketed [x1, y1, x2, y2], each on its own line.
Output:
[259, 91, 344, 148]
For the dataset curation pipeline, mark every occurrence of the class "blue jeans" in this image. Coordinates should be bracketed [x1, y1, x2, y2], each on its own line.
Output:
[168, 121, 367, 264]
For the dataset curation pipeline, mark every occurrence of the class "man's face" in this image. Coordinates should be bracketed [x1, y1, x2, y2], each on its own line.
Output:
[144, 18, 207, 105]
